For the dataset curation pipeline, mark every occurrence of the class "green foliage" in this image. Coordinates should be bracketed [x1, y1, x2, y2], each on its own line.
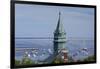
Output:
[83, 55, 95, 62]
[21, 57, 34, 65]
[15, 55, 95, 66]
[52, 55, 95, 64]
[52, 58, 64, 64]
[15, 60, 20, 65]
[15, 58, 35, 66]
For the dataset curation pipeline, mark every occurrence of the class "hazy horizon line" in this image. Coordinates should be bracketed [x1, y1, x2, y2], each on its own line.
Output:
[15, 37, 94, 39]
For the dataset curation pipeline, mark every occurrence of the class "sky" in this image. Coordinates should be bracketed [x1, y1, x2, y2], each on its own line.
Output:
[15, 4, 94, 39]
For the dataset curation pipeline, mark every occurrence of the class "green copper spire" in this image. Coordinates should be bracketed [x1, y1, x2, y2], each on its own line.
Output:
[55, 12, 65, 34]
[54, 12, 66, 55]
[45, 12, 68, 63]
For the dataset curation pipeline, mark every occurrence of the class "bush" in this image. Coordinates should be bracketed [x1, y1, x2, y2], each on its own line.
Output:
[83, 55, 95, 62]
[15, 58, 35, 66]
[15, 60, 21, 65]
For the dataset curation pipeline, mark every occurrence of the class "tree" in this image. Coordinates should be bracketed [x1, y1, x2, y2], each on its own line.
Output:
[15, 60, 20, 65]
[21, 57, 34, 65]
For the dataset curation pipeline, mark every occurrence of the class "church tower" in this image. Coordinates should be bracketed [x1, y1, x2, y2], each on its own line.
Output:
[53, 12, 66, 55]
[44, 12, 68, 63]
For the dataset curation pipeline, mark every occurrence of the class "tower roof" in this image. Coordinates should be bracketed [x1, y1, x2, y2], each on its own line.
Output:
[55, 12, 66, 34]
